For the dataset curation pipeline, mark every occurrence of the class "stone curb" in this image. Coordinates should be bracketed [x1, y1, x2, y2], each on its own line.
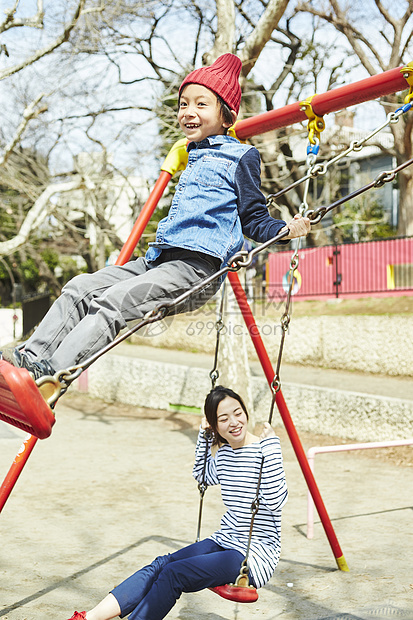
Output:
[84, 354, 413, 442]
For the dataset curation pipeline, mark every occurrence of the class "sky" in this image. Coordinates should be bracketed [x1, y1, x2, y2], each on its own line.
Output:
[1, 0, 411, 181]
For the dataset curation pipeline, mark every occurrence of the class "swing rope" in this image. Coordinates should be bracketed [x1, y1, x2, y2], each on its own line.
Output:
[209, 280, 226, 390]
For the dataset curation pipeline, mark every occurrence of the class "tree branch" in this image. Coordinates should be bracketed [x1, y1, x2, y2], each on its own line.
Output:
[296, 0, 383, 73]
[204, 0, 236, 64]
[0, 0, 86, 80]
[0, 0, 44, 34]
[0, 178, 87, 258]
[240, 0, 289, 76]
[0, 94, 48, 167]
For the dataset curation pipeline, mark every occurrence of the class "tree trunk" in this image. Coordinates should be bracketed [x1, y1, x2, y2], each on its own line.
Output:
[218, 284, 255, 427]
[203, 0, 235, 64]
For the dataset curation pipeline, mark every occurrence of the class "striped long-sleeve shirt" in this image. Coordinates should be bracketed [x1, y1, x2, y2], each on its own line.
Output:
[192, 428, 288, 588]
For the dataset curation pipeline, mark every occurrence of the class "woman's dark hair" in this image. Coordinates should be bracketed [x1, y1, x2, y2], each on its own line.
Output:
[204, 385, 249, 446]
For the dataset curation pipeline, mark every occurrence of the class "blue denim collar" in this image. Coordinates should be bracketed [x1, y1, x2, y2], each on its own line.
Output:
[187, 134, 237, 152]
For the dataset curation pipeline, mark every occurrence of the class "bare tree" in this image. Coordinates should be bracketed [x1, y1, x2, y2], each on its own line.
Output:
[0, 0, 159, 295]
[5, 0, 408, 286]
[1, 0, 296, 271]
[295, 0, 413, 236]
[0, 0, 87, 80]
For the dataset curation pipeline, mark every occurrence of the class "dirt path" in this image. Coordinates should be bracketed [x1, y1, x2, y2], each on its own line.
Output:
[1, 393, 412, 620]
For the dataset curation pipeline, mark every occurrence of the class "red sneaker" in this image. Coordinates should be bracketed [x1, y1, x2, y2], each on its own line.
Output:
[67, 613, 87, 620]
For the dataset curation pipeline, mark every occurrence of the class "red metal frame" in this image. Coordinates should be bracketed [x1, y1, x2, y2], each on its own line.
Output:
[116, 171, 172, 266]
[227, 271, 348, 570]
[0, 434, 38, 510]
[234, 65, 408, 140]
[1, 65, 410, 561]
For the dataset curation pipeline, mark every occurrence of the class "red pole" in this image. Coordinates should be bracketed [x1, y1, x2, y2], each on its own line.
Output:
[235, 65, 408, 140]
[116, 171, 172, 266]
[227, 270, 349, 571]
[0, 172, 173, 514]
[0, 435, 38, 512]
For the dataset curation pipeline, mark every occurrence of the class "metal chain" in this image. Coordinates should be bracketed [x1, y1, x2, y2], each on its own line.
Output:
[267, 102, 412, 205]
[195, 428, 213, 542]
[196, 284, 228, 540]
[54, 153, 413, 393]
[209, 281, 226, 389]
[271, 242, 300, 396]
[269, 137, 314, 398]
[304, 156, 413, 224]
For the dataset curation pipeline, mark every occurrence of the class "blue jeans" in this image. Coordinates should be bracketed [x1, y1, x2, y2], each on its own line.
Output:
[24, 249, 220, 371]
[111, 539, 253, 620]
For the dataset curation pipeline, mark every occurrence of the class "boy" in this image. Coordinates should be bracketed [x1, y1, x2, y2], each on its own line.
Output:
[1, 54, 310, 379]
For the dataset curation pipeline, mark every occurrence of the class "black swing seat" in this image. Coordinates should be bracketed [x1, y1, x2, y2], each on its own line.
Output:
[209, 584, 258, 603]
[0, 360, 56, 439]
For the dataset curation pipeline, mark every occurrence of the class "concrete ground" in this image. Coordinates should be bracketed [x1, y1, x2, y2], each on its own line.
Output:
[1, 391, 412, 620]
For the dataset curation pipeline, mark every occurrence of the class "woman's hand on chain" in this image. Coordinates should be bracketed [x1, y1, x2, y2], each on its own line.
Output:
[260, 422, 276, 440]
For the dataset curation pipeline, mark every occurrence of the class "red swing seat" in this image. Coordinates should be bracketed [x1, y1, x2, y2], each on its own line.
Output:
[0, 360, 56, 439]
[209, 584, 258, 603]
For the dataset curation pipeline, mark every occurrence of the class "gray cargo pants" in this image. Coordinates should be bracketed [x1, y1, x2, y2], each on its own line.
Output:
[24, 249, 221, 371]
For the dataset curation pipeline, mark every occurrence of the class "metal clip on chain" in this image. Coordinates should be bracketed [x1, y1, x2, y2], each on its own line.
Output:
[300, 96, 326, 145]
[36, 365, 83, 407]
[269, 232, 302, 416]
[267, 94, 412, 204]
[196, 428, 213, 542]
[401, 62, 413, 105]
[227, 250, 252, 271]
[234, 561, 251, 587]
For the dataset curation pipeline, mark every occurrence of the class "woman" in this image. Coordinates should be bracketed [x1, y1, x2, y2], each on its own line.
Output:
[67, 386, 288, 620]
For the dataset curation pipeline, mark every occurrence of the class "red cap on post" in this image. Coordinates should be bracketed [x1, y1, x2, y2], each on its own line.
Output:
[179, 53, 242, 114]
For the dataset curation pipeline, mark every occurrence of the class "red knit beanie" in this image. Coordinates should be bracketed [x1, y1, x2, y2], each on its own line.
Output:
[179, 53, 242, 114]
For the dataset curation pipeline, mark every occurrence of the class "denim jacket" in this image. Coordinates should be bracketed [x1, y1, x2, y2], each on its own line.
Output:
[146, 135, 286, 266]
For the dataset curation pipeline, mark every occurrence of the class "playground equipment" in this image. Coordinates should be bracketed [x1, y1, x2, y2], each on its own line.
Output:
[1, 63, 413, 578]
[306, 439, 413, 539]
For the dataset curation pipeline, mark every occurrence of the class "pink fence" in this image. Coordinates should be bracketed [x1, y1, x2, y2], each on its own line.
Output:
[268, 236, 413, 300]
